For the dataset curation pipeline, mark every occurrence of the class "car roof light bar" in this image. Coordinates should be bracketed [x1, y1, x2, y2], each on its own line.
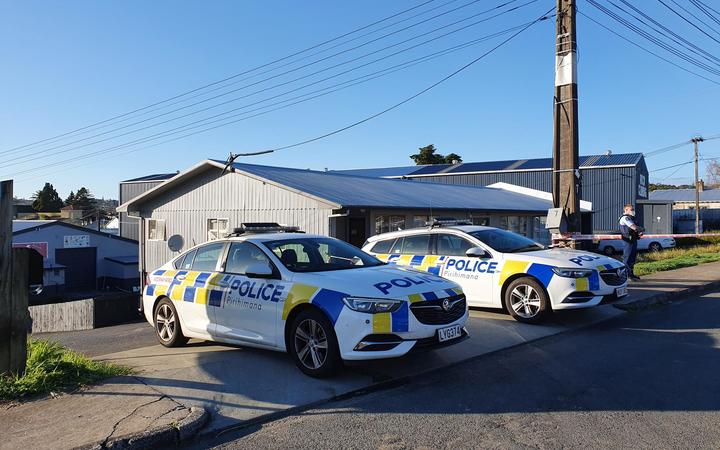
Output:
[427, 217, 473, 228]
[228, 223, 303, 236]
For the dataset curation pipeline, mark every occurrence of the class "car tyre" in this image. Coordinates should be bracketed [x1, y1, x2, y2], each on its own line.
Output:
[648, 242, 662, 253]
[602, 246, 615, 256]
[154, 298, 189, 347]
[504, 277, 550, 324]
[288, 308, 342, 378]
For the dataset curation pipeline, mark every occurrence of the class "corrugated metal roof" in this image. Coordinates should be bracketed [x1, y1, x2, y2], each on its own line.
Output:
[222, 161, 553, 212]
[121, 173, 177, 183]
[335, 153, 644, 177]
[649, 189, 720, 202]
[12, 220, 55, 233]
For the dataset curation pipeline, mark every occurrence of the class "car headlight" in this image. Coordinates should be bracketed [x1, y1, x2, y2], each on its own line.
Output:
[552, 267, 594, 278]
[342, 297, 403, 314]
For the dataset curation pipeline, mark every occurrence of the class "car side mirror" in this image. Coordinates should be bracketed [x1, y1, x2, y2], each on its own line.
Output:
[465, 247, 491, 258]
[245, 262, 276, 279]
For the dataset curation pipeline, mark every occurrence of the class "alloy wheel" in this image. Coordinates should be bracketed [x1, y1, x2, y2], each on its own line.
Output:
[156, 304, 176, 342]
[509, 284, 542, 319]
[294, 318, 328, 370]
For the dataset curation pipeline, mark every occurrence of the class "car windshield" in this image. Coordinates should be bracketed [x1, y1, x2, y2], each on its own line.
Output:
[263, 237, 384, 272]
[468, 229, 545, 253]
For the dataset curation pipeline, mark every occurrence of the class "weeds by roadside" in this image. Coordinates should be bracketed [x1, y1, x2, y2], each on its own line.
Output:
[634, 243, 720, 276]
[0, 339, 132, 401]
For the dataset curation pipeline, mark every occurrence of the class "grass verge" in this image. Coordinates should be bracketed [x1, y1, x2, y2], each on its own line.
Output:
[0, 339, 132, 401]
[634, 243, 720, 276]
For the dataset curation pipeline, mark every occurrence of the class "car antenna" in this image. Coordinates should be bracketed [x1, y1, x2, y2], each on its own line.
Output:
[221, 149, 275, 175]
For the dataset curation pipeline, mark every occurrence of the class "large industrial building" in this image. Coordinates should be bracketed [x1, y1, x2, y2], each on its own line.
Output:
[338, 152, 649, 233]
[117, 160, 590, 274]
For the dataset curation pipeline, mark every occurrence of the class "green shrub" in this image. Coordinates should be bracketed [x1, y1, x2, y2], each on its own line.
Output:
[0, 340, 132, 401]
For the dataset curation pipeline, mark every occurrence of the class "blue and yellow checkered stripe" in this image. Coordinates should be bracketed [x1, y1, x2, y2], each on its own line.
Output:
[376, 253, 447, 275]
[145, 269, 225, 307]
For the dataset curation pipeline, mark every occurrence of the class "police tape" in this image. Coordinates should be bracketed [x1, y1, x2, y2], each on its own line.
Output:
[552, 233, 720, 242]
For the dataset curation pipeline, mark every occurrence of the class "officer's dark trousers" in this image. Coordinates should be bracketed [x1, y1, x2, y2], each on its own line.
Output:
[623, 240, 638, 275]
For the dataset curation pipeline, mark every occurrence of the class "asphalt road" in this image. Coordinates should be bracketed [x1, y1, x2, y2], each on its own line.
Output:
[36, 320, 156, 357]
[196, 291, 720, 450]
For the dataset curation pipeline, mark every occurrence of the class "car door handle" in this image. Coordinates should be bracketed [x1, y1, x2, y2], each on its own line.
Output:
[176, 275, 186, 281]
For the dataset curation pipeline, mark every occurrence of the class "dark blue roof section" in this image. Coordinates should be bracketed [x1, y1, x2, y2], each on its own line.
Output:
[335, 153, 644, 177]
[122, 173, 177, 182]
[215, 161, 554, 213]
[649, 189, 720, 202]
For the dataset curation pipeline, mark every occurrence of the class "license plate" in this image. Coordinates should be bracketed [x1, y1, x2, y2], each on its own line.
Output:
[438, 324, 462, 342]
[615, 286, 628, 298]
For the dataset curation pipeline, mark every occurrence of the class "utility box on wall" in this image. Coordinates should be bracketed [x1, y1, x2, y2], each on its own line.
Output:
[637, 199, 673, 235]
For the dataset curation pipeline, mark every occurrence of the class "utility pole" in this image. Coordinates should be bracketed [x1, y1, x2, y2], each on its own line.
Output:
[692, 136, 704, 234]
[552, 0, 581, 243]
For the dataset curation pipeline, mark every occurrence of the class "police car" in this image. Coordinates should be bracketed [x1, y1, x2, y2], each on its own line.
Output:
[363, 220, 628, 324]
[143, 224, 468, 377]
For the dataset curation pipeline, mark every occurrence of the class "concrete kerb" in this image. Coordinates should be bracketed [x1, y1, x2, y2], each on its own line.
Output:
[80, 406, 209, 450]
[614, 279, 720, 312]
[200, 275, 720, 443]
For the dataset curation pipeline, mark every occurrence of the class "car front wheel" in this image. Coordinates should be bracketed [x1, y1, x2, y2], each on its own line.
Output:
[154, 298, 188, 347]
[648, 242, 662, 252]
[288, 309, 342, 377]
[504, 277, 550, 324]
[602, 246, 615, 256]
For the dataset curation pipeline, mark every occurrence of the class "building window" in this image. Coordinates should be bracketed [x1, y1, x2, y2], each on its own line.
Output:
[148, 219, 166, 241]
[207, 218, 230, 240]
[412, 215, 429, 228]
[375, 215, 406, 234]
[533, 216, 550, 245]
[471, 216, 490, 226]
[500, 216, 529, 236]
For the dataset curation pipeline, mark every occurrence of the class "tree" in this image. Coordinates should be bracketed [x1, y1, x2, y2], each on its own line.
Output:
[31, 183, 64, 212]
[65, 190, 75, 206]
[73, 187, 96, 210]
[410, 145, 463, 165]
[706, 159, 720, 187]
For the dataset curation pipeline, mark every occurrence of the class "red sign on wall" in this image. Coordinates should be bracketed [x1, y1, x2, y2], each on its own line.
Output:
[12, 242, 49, 259]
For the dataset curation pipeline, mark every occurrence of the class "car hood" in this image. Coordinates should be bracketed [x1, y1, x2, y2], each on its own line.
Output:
[509, 248, 624, 269]
[290, 264, 460, 300]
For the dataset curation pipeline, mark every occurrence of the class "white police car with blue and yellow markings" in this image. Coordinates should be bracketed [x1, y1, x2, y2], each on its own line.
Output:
[363, 223, 628, 324]
[143, 225, 468, 377]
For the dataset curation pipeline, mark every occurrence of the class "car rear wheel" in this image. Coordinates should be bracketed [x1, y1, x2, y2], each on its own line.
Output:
[602, 246, 615, 256]
[154, 298, 188, 347]
[504, 277, 550, 324]
[289, 309, 342, 377]
[648, 242, 662, 252]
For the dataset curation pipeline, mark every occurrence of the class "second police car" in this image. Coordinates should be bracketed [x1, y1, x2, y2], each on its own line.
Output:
[143, 224, 468, 377]
[363, 221, 628, 324]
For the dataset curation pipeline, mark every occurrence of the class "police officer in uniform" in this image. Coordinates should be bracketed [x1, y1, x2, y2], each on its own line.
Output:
[619, 203, 643, 281]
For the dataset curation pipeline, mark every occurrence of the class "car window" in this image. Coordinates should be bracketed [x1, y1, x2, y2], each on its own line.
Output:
[225, 242, 272, 274]
[469, 229, 544, 253]
[191, 243, 225, 271]
[400, 234, 430, 255]
[173, 254, 186, 269]
[179, 249, 197, 270]
[436, 233, 474, 256]
[371, 238, 395, 254]
[264, 237, 383, 272]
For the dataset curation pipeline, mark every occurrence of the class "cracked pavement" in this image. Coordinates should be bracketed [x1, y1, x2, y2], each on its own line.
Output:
[0, 376, 190, 450]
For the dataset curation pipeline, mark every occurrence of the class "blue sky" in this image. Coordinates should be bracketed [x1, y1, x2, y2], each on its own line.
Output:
[1, 0, 719, 199]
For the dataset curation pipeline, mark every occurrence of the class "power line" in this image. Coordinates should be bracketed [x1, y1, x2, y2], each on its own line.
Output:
[658, 0, 720, 45]
[690, 0, 720, 28]
[578, 10, 720, 85]
[586, 0, 720, 77]
[0, 0, 538, 171]
[0, 0, 441, 155]
[1, 0, 493, 158]
[10, 8, 554, 181]
[0, 0, 538, 167]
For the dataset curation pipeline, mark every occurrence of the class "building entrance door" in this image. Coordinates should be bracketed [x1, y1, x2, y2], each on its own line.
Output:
[348, 218, 366, 248]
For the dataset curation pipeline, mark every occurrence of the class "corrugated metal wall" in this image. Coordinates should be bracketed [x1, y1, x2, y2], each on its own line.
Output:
[140, 168, 334, 271]
[411, 165, 645, 233]
[119, 181, 164, 241]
